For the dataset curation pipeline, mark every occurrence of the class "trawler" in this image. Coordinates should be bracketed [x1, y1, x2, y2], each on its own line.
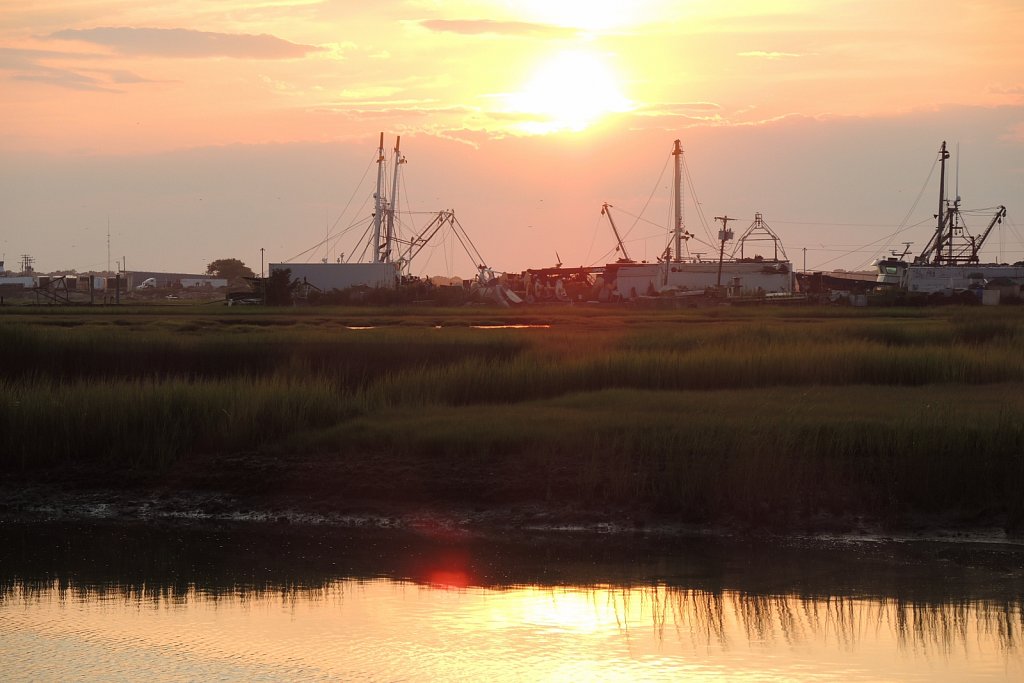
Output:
[603, 140, 793, 300]
[507, 140, 795, 304]
[875, 141, 1013, 293]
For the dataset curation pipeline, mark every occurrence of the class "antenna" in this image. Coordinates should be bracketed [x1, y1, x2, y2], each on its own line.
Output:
[107, 216, 111, 275]
[955, 141, 960, 203]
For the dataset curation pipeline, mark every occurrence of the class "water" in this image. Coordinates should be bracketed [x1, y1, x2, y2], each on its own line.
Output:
[2, 520, 1022, 681]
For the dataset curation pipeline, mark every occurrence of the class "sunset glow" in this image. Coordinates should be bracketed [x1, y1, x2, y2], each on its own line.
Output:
[511, 0, 645, 32]
[504, 51, 632, 133]
[0, 1, 1021, 276]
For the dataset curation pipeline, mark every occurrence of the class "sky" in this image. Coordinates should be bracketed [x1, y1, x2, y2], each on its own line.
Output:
[2, 0, 1022, 277]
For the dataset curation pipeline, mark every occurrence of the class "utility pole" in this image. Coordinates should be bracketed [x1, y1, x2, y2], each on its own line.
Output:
[714, 215, 736, 288]
[260, 247, 266, 306]
[803, 247, 807, 273]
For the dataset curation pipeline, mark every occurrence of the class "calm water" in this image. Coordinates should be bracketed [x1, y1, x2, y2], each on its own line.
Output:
[1, 520, 1022, 681]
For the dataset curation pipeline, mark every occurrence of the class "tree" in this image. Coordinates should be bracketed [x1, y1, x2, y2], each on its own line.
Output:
[206, 258, 255, 281]
[264, 268, 297, 306]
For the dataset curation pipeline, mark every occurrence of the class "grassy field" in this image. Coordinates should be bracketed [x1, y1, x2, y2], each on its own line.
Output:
[2, 303, 1023, 530]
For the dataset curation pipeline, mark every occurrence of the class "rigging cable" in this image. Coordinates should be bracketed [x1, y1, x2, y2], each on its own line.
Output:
[393, 157, 423, 264]
[857, 151, 939, 269]
[815, 217, 933, 271]
[602, 206, 718, 255]
[681, 154, 714, 245]
[282, 151, 377, 263]
[619, 152, 672, 246]
[583, 211, 605, 268]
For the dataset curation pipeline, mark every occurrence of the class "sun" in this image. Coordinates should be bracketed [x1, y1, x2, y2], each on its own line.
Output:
[504, 50, 632, 134]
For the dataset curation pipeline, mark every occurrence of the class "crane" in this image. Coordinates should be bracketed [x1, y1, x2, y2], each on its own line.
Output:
[600, 203, 634, 264]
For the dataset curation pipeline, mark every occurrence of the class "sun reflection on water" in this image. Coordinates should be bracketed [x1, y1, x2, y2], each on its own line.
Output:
[2, 578, 1020, 681]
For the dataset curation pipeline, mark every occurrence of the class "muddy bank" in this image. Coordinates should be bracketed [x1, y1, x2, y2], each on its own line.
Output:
[2, 451, 1019, 544]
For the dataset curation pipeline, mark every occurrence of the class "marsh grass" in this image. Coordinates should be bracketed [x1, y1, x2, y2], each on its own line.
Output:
[3, 305, 1024, 525]
[285, 385, 1024, 520]
[0, 377, 356, 468]
[0, 323, 527, 384]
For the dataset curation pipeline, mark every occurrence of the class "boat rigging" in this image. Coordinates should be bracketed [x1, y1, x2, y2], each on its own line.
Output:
[875, 140, 1014, 292]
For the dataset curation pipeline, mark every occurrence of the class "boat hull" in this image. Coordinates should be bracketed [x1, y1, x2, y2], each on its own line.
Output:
[904, 265, 1024, 293]
[612, 261, 793, 298]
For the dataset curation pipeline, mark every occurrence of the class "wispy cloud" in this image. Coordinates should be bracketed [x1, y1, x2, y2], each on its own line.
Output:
[1004, 121, 1024, 143]
[0, 47, 154, 92]
[0, 47, 103, 65]
[633, 102, 724, 120]
[737, 50, 804, 59]
[46, 27, 322, 59]
[418, 19, 576, 38]
[12, 67, 119, 93]
[989, 83, 1024, 95]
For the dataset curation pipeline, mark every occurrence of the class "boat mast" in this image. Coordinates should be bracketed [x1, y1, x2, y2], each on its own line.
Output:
[385, 136, 405, 264]
[933, 140, 949, 264]
[672, 139, 684, 262]
[372, 132, 385, 263]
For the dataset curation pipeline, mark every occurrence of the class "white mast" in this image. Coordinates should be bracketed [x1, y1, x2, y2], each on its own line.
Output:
[672, 139, 684, 262]
[385, 136, 406, 264]
[372, 132, 385, 263]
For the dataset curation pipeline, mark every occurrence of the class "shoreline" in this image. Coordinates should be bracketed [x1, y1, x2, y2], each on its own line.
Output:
[4, 481, 1021, 549]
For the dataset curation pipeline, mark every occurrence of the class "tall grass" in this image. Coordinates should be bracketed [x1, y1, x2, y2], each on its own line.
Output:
[0, 377, 362, 469]
[278, 386, 1024, 522]
[3, 306, 1024, 526]
[0, 323, 527, 384]
[372, 341, 1024, 408]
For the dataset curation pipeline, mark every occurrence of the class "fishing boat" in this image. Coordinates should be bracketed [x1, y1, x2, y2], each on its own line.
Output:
[504, 140, 795, 304]
[603, 140, 794, 300]
[874, 141, 1013, 293]
[271, 133, 491, 295]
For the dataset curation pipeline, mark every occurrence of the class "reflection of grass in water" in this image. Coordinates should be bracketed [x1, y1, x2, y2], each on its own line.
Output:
[4, 579, 1019, 655]
[605, 586, 1023, 656]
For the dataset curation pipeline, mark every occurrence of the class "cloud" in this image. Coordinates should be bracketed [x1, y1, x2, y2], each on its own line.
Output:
[633, 102, 724, 120]
[989, 83, 1024, 95]
[0, 47, 155, 92]
[0, 47, 104, 65]
[318, 102, 474, 117]
[737, 51, 803, 59]
[46, 27, 322, 59]
[12, 67, 120, 93]
[418, 19, 576, 38]
[1004, 121, 1024, 143]
[336, 86, 404, 100]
